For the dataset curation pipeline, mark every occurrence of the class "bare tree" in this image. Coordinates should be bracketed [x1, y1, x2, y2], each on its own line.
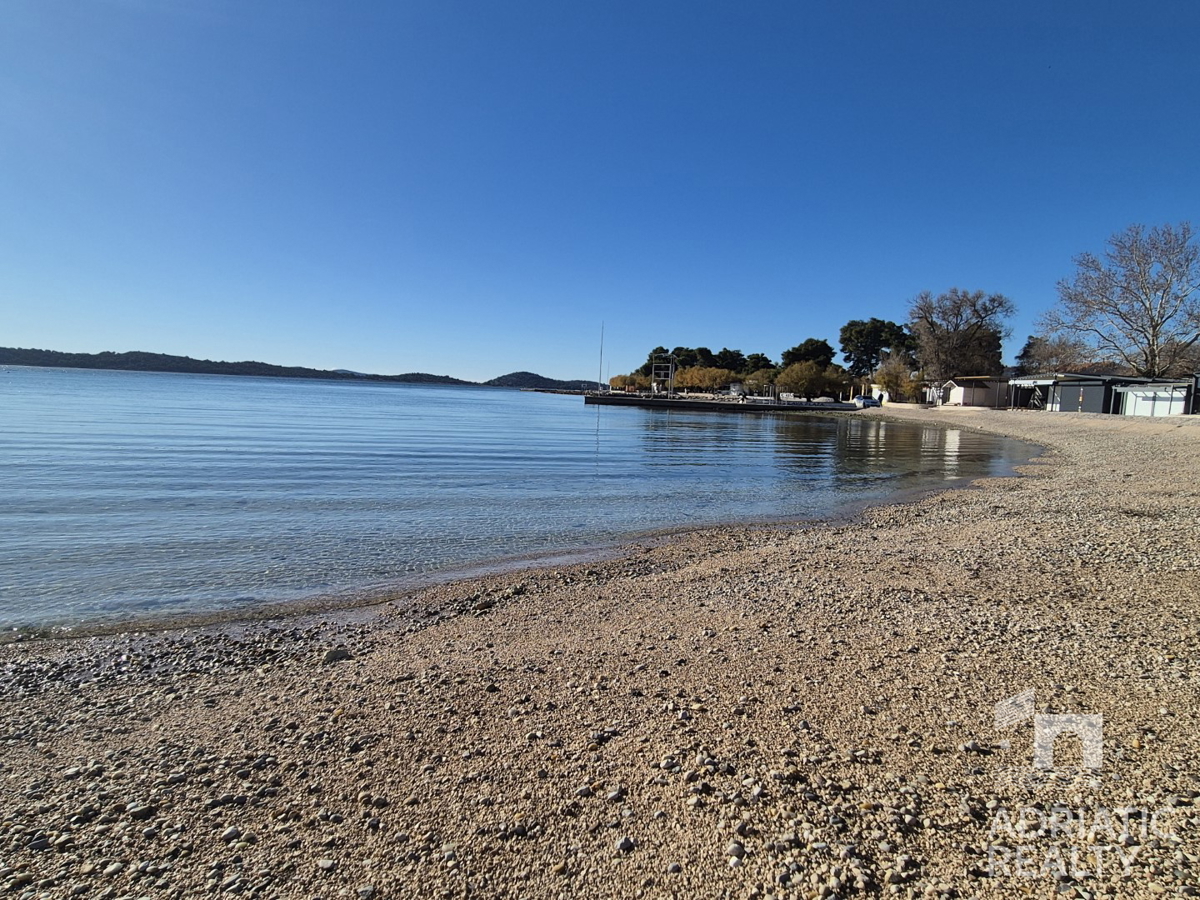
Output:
[908, 288, 1015, 382]
[1013, 334, 1092, 376]
[1044, 223, 1200, 378]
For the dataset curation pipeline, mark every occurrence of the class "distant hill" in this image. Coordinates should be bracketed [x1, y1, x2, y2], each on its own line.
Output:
[0, 347, 474, 385]
[484, 371, 599, 390]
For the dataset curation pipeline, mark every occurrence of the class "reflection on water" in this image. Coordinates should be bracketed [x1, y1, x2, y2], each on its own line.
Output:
[637, 410, 1016, 487]
[0, 367, 1032, 628]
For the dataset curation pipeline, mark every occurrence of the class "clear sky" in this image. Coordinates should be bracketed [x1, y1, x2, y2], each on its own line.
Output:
[3, 1, 1198, 382]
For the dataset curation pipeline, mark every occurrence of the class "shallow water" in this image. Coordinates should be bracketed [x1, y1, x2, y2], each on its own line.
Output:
[0, 367, 1032, 628]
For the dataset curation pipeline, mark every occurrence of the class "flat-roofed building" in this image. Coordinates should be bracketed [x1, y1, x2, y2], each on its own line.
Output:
[1009, 372, 1199, 416]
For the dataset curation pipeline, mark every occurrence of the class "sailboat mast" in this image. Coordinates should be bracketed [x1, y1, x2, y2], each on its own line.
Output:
[597, 322, 605, 392]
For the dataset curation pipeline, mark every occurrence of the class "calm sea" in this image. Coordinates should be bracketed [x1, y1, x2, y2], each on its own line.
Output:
[0, 367, 1031, 629]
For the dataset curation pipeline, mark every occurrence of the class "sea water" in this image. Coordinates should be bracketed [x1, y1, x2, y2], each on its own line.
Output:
[0, 366, 1032, 628]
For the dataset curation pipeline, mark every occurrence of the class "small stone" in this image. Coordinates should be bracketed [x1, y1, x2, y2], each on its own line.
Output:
[726, 841, 746, 859]
[103, 862, 124, 877]
[357, 886, 377, 899]
[317, 859, 337, 873]
[322, 648, 352, 665]
[617, 836, 636, 853]
[221, 826, 241, 843]
[667, 863, 682, 874]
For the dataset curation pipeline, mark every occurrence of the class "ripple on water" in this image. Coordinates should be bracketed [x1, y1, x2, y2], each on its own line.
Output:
[0, 368, 1034, 627]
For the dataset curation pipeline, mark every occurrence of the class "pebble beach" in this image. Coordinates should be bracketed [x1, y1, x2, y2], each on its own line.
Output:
[1, 408, 1197, 899]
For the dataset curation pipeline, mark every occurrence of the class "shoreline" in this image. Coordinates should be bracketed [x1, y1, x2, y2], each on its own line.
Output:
[3, 410, 1037, 643]
[2, 409, 1197, 898]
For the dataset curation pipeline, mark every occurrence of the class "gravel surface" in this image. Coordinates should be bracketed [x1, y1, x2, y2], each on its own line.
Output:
[1, 408, 1197, 899]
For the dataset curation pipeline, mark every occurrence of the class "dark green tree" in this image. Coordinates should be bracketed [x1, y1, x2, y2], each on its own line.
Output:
[693, 347, 717, 368]
[636, 346, 670, 377]
[713, 348, 746, 372]
[742, 352, 775, 372]
[838, 318, 914, 378]
[671, 347, 698, 369]
[781, 338, 835, 369]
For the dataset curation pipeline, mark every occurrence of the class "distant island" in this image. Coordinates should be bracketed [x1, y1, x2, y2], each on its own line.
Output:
[482, 371, 598, 391]
[0, 347, 595, 391]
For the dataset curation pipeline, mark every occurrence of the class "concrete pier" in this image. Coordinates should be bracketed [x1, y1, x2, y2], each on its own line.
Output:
[583, 392, 858, 413]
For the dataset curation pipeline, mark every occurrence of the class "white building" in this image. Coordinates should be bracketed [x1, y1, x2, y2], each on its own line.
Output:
[1115, 381, 1196, 416]
[935, 377, 1008, 408]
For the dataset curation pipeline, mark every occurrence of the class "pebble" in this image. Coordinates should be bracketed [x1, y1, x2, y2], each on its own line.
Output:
[0, 412, 1195, 900]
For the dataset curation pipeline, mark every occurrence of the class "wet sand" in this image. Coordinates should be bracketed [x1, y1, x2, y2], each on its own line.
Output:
[1, 408, 1197, 899]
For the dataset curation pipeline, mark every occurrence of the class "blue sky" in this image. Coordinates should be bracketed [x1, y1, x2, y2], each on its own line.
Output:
[3, 1, 1198, 382]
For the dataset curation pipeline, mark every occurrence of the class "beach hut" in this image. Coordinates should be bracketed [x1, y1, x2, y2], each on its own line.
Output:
[1114, 377, 1198, 416]
[937, 377, 1008, 408]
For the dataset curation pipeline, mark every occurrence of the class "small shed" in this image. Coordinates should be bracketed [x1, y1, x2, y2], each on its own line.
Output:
[939, 377, 1008, 408]
[1115, 381, 1194, 416]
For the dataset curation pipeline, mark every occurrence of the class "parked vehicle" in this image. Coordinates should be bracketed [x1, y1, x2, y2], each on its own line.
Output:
[853, 395, 881, 408]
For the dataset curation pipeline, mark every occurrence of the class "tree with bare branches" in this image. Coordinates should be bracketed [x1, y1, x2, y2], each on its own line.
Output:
[1013, 334, 1092, 376]
[1043, 223, 1200, 378]
[908, 288, 1015, 382]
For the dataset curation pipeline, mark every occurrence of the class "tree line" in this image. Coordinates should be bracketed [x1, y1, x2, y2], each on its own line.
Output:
[610, 295, 1011, 401]
[612, 221, 1200, 399]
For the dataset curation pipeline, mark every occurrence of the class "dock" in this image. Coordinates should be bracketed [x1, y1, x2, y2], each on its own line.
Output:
[583, 393, 858, 413]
